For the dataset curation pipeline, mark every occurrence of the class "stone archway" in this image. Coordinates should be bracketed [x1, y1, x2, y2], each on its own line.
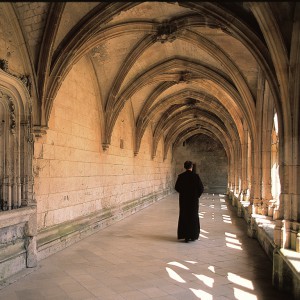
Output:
[0, 70, 37, 279]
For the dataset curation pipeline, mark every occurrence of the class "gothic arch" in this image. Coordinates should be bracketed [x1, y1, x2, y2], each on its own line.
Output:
[0, 70, 34, 210]
[135, 89, 240, 156]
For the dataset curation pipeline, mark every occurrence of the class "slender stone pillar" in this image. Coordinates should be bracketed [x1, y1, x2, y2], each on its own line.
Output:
[274, 219, 282, 247]
[296, 231, 300, 252]
[241, 125, 248, 200]
[260, 82, 274, 215]
[281, 220, 291, 249]
[290, 222, 299, 251]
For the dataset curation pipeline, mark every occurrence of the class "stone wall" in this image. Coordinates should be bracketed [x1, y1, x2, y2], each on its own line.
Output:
[173, 134, 228, 194]
[33, 57, 174, 258]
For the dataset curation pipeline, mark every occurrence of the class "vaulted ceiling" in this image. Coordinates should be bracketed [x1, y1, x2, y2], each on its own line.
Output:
[5, 2, 296, 157]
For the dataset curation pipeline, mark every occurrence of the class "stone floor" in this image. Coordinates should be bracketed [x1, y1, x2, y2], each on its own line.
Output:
[0, 193, 291, 300]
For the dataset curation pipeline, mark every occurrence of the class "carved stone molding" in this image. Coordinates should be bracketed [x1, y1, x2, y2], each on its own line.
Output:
[33, 125, 48, 138]
[156, 21, 178, 44]
[23, 98, 34, 143]
[185, 97, 198, 107]
[20, 75, 32, 96]
[0, 59, 9, 72]
[0, 59, 32, 96]
[8, 97, 16, 134]
[102, 142, 110, 151]
[0, 120, 4, 136]
[177, 71, 193, 84]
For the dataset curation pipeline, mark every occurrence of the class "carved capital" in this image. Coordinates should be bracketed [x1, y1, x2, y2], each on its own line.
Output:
[33, 125, 48, 138]
[102, 142, 110, 151]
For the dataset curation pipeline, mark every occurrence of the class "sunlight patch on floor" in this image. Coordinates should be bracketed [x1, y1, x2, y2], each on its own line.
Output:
[190, 288, 213, 300]
[226, 243, 243, 250]
[221, 205, 228, 210]
[200, 233, 209, 239]
[226, 237, 242, 245]
[208, 266, 215, 273]
[222, 214, 232, 224]
[228, 272, 254, 290]
[225, 232, 237, 238]
[165, 267, 186, 283]
[233, 287, 257, 300]
[193, 273, 214, 287]
[185, 260, 198, 264]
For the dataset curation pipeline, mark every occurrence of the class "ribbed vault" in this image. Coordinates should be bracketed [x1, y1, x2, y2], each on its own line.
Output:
[4, 1, 296, 206]
[32, 1, 283, 170]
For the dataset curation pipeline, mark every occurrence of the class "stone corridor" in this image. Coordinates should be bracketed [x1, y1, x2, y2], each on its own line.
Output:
[0, 194, 291, 300]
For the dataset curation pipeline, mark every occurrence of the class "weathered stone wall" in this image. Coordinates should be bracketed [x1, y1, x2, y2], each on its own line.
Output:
[173, 134, 228, 194]
[0, 206, 37, 281]
[33, 57, 174, 255]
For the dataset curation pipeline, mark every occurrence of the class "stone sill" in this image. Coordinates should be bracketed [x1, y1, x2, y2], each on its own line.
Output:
[280, 248, 300, 274]
[0, 205, 36, 228]
[251, 213, 276, 241]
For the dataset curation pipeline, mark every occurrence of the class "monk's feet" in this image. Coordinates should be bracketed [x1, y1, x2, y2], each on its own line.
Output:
[183, 237, 198, 243]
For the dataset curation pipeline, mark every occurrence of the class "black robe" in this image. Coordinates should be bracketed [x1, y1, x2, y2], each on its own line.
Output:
[175, 170, 204, 240]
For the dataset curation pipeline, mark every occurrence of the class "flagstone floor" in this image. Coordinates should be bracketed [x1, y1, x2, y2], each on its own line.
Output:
[0, 193, 291, 300]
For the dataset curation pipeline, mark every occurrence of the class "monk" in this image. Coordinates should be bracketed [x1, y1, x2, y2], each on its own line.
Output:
[175, 160, 204, 243]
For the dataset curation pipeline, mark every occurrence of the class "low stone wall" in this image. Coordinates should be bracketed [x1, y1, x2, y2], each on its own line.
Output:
[0, 206, 37, 283]
[273, 248, 300, 299]
[228, 192, 300, 299]
[0, 188, 173, 286]
[37, 189, 172, 261]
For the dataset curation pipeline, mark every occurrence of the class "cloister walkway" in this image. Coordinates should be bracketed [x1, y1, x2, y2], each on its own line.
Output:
[0, 194, 290, 300]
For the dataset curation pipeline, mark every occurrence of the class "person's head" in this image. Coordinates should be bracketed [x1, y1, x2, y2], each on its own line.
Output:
[184, 160, 193, 170]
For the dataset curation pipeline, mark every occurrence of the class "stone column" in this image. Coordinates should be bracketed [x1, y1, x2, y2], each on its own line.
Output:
[241, 124, 249, 201]
[261, 82, 273, 216]
[281, 220, 291, 249]
[290, 222, 300, 251]
[274, 219, 282, 247]
[252, 67, 265, 215]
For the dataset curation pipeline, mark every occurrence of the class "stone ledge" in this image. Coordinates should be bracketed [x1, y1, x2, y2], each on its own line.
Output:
[0, 254, 27, 287]
[273, 248, 300, 299]
[0, 205, 37, 282]
[37, 189, 172, 261]
[0, 206, 36, 228]
[229, 193, 300, 299]
[280, 249, 300, 274]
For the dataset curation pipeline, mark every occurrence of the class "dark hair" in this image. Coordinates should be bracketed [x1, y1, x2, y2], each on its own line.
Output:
[184, 161, 193, 170]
